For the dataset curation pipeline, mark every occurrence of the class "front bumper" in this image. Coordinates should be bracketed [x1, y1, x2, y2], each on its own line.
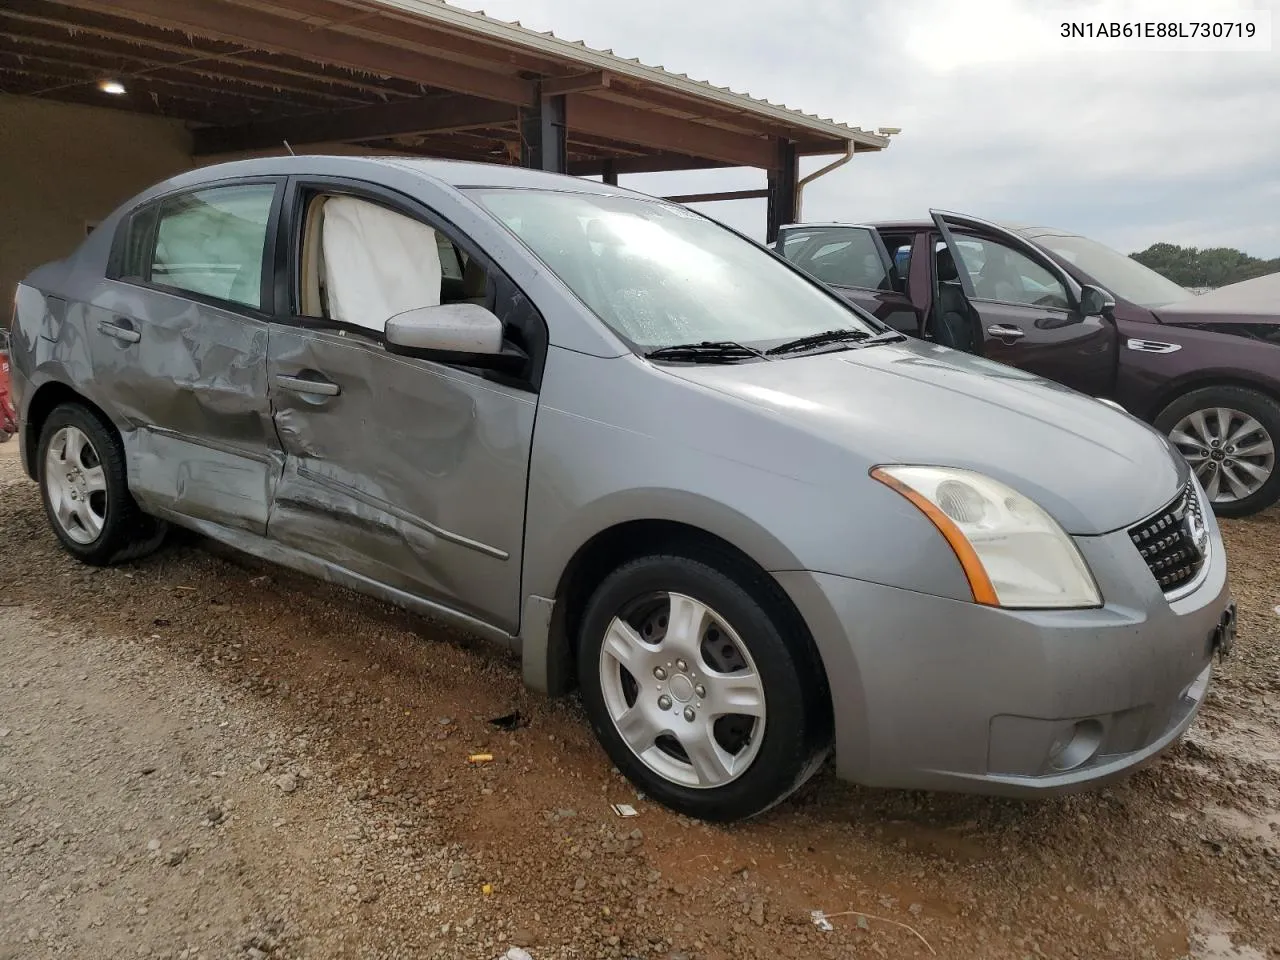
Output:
[777, 521, 1232, 796]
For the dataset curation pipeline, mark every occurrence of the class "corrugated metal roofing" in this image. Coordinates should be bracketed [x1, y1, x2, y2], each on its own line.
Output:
[370, 0, 890, 150]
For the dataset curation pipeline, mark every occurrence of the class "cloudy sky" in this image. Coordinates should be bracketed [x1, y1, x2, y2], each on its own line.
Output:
[463, 0, 1280, 256]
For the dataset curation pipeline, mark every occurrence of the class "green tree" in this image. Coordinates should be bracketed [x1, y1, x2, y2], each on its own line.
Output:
[1131, 242, 1280, 287]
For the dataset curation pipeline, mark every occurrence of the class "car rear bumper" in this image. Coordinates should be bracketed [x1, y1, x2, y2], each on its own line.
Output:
[776, 521, 1232, 797]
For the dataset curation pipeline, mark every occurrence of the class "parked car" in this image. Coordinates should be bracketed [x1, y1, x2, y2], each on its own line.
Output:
[0, 330, 17, 442]
[10, 159, 1235, 821]
[774, 213, 1280, 517]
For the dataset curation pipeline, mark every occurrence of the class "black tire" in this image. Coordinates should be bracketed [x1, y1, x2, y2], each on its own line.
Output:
[1154, 385, 1280, 518]
[577, 551, 830, 822]
[36, 402, 168, 565]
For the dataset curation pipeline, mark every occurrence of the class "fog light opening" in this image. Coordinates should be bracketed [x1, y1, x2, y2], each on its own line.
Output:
[1047, 719, 1104, 772]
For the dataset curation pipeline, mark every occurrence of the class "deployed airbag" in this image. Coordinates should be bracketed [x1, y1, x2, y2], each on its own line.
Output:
[320, 196, 442, 332]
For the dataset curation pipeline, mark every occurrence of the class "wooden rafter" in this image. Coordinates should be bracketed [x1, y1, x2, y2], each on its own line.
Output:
[40, 0, 536, 104]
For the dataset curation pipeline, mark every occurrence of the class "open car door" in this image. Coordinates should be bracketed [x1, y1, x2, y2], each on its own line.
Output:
[929, 209, 1117, 397]
[775, 223, 923, 335]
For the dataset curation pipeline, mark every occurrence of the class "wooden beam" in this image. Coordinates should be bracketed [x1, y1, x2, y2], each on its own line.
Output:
[193, 93, 516, 155]
[220, 0, 564, 74]
[541, 70, 611, 97]
[0, 49, 331, 110]
[0, 3, 422, 99]
[0, 27, 370, 105]
[567, 93, 775, 169]
[0, 76, 248, 124]
[662, 189, 768, 204]
[41, 0, 536, 105]
[567, 153, 731, 176]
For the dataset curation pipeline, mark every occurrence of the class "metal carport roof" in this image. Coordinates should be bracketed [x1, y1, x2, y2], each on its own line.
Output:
[0, 0, 893, 234]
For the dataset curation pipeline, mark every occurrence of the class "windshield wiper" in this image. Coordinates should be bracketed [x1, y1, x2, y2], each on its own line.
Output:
[645, 340, 766, 363]
[765, 328, 877, 356]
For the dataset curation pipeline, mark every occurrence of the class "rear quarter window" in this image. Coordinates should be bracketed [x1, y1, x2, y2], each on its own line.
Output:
[113, 204, 159, 281]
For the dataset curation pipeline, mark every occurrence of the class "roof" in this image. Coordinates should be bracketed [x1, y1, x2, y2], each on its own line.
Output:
[0, 0, 891, 173]
[125, 154, 657, 196]
[377, 0, 888, 149]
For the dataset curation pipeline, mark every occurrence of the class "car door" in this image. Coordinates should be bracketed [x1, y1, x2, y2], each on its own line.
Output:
[775, 224, 923, 335]
[85, 178, 285, 533]
[264, 177, 544, 633]
[930, 210, 1116, 397]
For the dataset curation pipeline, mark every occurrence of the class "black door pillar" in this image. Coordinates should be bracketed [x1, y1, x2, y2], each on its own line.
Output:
[601, 158, 618, 185]
[520, 85, 567, 173]
[765, 138, 799, 242]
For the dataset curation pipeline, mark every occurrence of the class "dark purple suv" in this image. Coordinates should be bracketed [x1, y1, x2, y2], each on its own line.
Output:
[774, 211, 1280, 517]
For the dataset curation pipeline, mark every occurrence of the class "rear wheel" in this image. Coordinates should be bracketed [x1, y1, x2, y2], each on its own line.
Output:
[577, 552, 830, 822]
[37, 403, 167, 565]
[1156, 386, 1280, 518]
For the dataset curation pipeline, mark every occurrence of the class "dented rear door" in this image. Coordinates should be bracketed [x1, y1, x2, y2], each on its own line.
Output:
[85, 178, 285, 534]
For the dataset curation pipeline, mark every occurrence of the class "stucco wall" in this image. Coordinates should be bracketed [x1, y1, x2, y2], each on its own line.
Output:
[0, 95, 193, 303]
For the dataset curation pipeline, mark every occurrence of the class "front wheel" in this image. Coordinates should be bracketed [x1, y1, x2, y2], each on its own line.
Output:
[1155, 386, 1280, 518]
[577, 553, 830, 822]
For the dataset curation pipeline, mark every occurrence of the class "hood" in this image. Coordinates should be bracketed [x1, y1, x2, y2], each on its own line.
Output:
[662, 339, 1186, 535]
[1153, 271, 1280, 321]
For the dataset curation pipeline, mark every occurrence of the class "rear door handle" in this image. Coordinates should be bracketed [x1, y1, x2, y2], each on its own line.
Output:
[986, 324, 1025, 340]
[98, 319, 141, 344]
[275, 373, 341, 397]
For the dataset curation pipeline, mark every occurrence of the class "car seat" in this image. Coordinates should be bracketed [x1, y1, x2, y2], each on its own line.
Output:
[933, 248, 983, 355]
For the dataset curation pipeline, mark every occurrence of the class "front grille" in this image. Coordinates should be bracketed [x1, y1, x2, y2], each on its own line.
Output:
[1128, 482, 1209, 594]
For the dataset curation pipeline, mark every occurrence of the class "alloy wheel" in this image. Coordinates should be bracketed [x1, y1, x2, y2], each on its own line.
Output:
[598, 591, 766, 789]
[44, 425, 108, 544]
[1170, 407, 1276, 504]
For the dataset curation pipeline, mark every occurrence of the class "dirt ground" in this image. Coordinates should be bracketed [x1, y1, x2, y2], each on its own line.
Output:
[2, 435, 1279, 960]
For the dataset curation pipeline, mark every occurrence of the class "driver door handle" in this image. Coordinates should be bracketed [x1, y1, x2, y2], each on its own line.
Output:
[987, 324, 1026, 340]
[98, 318, 141, 344]
[275, 373, 341, 397]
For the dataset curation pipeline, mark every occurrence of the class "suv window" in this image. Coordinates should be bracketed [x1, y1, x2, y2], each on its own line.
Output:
[149, 183, 276, 310]
[781, 227, 892, 291]
[951, 234, 1070, 309]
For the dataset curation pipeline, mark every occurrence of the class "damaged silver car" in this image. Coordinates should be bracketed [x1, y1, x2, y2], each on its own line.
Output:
[9, 157, 1235, 821]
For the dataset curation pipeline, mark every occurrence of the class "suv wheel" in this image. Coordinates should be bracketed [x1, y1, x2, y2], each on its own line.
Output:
[1156, 386, 1280, 518]
[577, 552, 829, 822]
[37, 402, 168, 565]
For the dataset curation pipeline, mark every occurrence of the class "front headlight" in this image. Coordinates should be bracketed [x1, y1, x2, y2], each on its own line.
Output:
[871, 465, 1102, 609]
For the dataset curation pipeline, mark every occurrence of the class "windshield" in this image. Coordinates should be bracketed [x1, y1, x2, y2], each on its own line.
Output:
[468, 189, 877, 350]
[1030, 232, 1193, 308]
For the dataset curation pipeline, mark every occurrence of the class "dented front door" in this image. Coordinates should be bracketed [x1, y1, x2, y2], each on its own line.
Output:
[264, 325, 535, 632]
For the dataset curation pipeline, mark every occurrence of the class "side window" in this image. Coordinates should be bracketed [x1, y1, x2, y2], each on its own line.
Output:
[118, 204, 159, 280]
[298, 193, 490, 334]
[785, 228, 892, 291]
[953, 234, 1070, 309]
[876, 231, 913, 292]
[150, 183, 276, 310]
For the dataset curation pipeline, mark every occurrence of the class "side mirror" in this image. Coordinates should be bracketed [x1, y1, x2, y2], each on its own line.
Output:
[385, 303, 504, 354]
[1079, 284, 1115, 318]
[384, 303, 526, 374]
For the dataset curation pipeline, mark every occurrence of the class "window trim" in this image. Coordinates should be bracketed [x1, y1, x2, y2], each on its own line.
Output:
[107, 176, 285, 320]
[932, 231, 1074, 313]
[272, 175, 549, 393]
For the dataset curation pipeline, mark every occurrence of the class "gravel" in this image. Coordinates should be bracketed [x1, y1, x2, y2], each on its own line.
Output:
[1, 438, 1279, 959]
